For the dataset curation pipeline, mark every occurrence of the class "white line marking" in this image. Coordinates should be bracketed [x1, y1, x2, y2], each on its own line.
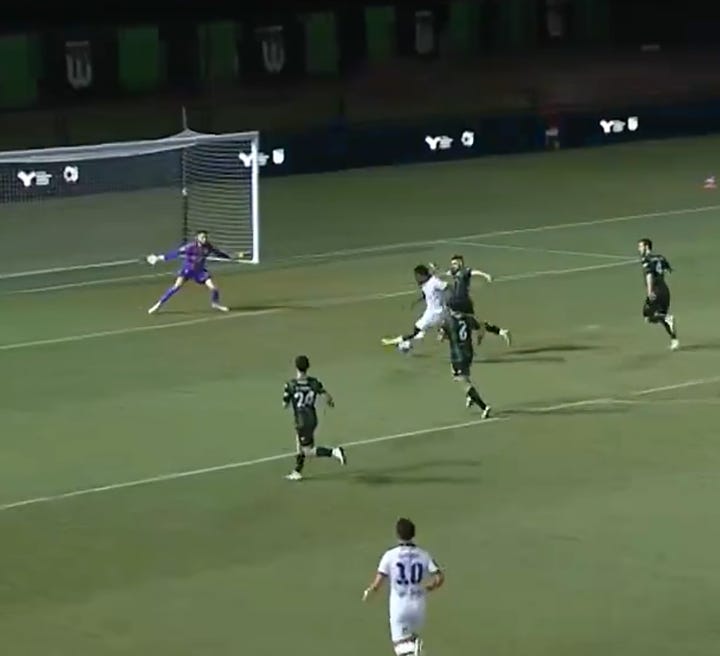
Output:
[11, 271, 171, 294]
[0, 418, 507, 511]
[495, 260, 633, 282]
[630, 376, 720, 396]
[0, 258, 140, 280]
[443, 240, 629, 260]
[283, 204, 720, 262]
[4, 203, 718, 292]
[1, 375, 717, 513]
[0, 261, 631, 352]
[0, 309, 282, 352]
[607, 398, 720, 407]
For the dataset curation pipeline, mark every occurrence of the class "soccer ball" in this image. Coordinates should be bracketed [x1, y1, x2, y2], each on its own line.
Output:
[397, 340, 413, 353]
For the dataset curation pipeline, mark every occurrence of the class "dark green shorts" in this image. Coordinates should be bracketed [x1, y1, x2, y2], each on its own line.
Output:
[451, 359, 472, 378]
[295, 419, 317, 447]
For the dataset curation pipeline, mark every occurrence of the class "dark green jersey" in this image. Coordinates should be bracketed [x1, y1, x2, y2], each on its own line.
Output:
[283, 376, 326, 425]
[444, 312, 481, 363]
[449, 267, 473, 301]
[641, 253, 672, 289]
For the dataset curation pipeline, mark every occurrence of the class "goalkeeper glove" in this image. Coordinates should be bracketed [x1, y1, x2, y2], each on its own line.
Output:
[146, 254, 164, 266]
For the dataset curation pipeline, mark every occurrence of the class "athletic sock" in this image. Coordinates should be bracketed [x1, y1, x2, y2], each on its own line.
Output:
[662, 319, 677, 339]
[483, 322, 501, 335]
[295, 453, 306, 473]
[211, 289, 220, 304]
[467, 386, 487, 410]
[315, 446, 333, 458]
[403, 327, 422, 341]
[158, 286, 179, 305]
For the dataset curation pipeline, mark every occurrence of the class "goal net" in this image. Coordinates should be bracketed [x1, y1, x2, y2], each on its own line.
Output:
[0, 129, 260, 284]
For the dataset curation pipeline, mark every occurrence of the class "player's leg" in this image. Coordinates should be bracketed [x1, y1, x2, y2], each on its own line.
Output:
[390, 606, 425, 656]
[382, 309, 440, 347]
[148, 275, 186, 314]
[453, 362, 491, 417]
[286, 424, 346, 480]
[643, 291, 678, 347]
[203, 275, 229, 312]
[658, 288, 678, 347]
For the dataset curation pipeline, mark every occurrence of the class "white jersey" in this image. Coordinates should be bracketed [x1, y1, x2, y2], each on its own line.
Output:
[421, 276, 447, 313]
[378, 543, 440, 604]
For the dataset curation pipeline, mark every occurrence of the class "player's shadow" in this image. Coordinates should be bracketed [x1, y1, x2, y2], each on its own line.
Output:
[310, 459, 483, 486]
[508, 344, 604, 355]
[158, 304, 290, 315]
[480, 354, 565, 364]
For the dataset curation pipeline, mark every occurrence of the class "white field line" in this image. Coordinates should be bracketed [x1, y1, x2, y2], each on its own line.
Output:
[630, 375, 720, 396]
[3, 203, 718, 288]
[0, 260, 631, 352]
[284, 204, 720, 262]
[0, 375, 717, 513]
[0, 256, 250, 281]
[607, 398, 720, 407]
[443, 240, 629, 260]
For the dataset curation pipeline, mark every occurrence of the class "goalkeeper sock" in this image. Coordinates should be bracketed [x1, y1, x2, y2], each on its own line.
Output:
[211, 289, 220, 304]
[158, 286, 180, 305]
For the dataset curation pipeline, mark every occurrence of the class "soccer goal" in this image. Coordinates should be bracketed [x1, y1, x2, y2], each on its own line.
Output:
[0, 128, 260, 281]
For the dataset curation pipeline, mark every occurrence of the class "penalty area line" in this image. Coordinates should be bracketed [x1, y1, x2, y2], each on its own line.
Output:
[1, 375, 718, 512]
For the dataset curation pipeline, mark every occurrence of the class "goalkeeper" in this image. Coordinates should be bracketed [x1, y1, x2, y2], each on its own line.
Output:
[146, 230, 236, 314]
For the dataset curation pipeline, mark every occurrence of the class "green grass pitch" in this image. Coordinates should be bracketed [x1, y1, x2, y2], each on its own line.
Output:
[2, 136, 720, 655]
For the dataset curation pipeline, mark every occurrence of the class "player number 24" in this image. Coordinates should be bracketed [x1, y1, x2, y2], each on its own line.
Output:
[395, 562, 424, 585]
[294, 390, 316, 408]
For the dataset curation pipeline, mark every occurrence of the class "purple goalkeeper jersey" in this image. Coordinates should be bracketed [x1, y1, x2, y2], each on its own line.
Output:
[166, 241, 231, 272]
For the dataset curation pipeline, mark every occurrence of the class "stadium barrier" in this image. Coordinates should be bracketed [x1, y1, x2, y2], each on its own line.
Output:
[4, 99, 720, 197]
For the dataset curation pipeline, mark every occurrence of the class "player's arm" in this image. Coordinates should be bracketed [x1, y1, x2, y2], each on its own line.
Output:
[363, 554, 390, 601]
[146, 244, 187, 265]
[424, 569, 444, 592]
[362, 572, 387, 601]
[316, 380, 334, 408]
[428, 262, 451, 277]
[282, 383, 292, 409]
[471, 269, 493, 282]
[410, 294, 424, 309]
[210, 245, 234, 260]
[644, 271, 656, 299]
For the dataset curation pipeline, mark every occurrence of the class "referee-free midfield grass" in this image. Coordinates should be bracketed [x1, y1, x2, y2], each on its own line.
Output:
[2, 137, 720, 656]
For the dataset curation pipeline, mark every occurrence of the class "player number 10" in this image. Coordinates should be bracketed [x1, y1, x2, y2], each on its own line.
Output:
[395, 562, 424, 585]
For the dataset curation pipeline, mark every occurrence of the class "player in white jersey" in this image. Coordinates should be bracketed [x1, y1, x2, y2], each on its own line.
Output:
[382, 265, 449, 350]
[362, 518, 444, 656]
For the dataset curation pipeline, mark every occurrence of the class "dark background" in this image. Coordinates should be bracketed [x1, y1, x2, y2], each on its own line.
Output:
[1, 0, 720, 150]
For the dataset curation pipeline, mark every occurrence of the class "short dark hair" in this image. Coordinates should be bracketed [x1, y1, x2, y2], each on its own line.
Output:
[414, 264, 430, 277]
[639, 238, 653, 250]
[396, 517, 416, 542]
[450, 254, 464, 262]
[295, 355, 310, 373]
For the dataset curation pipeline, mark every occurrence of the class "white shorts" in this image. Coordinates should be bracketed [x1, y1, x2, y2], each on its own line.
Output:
[415, 307, 445, 333]
[389, 601, 426, 642]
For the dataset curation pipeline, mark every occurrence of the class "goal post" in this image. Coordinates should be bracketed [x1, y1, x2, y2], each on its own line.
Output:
[0, 129, 261, 281]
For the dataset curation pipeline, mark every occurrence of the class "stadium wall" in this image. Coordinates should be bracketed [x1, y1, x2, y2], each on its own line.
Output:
[4, 98, 720, 203]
